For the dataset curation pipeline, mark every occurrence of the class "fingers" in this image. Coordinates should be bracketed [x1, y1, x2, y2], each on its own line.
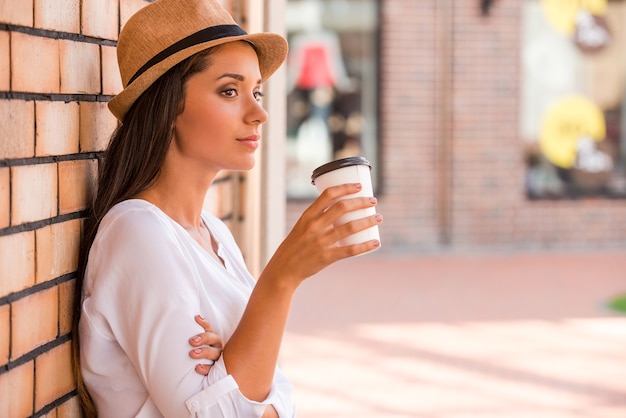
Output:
[189, 315, 222, 348]
[306, 183, 364, 215]
[302, 187, 377, 236]
[189, 345, 222, 361]
[332, 213, 383, 255]
[195, 363, 212, 375]
[322, 196, 378, 226]
[335, 212, 382, 241]
[189, 315, 224, 376]
[307, 196, 380, 249]
[194, 314, 215, 333]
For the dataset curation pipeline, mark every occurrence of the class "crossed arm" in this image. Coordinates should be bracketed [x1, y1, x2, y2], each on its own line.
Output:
[188, 315, 278, 418]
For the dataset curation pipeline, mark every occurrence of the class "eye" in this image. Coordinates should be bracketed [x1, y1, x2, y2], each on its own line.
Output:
[254, 91, 264, 102]
[222, 88, 237, 98]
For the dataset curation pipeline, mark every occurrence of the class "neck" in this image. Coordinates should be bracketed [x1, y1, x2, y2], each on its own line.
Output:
[134, 169, 218, 230]
[135, 137, 223, 229]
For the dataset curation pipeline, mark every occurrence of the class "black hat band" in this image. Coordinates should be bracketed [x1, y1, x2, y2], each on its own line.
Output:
[127, 24, 248, 85]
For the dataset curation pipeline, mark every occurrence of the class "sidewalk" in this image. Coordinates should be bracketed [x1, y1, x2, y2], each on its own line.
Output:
[281, 249, 626, 417]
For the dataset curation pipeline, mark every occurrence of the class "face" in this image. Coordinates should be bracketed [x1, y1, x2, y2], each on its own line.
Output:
[171, 41, 268, 175]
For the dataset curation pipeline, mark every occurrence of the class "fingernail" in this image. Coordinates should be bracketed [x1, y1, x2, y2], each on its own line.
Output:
[193, 348, 202, 354]
[375, 214, 383, 223]
[353, 183, 362, 189]
[197, 314, 205, 320]
[369, 197, 377, 204]
[192, 336, 201, 343]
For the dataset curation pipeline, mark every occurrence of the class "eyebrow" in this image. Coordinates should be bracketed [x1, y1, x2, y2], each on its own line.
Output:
[217, 73, 262, 84]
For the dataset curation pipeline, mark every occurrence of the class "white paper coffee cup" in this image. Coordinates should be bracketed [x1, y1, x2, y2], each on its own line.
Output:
[311, 156, 380, 249]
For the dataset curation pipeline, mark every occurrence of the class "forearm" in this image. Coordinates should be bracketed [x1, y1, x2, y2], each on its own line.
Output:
[221, 183, 381, 402]
[222, 271, 297, 401]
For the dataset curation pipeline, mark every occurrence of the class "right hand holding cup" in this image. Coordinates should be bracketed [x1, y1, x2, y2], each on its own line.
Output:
[265, 180, 382, 285]
[311, 156, 381, 249]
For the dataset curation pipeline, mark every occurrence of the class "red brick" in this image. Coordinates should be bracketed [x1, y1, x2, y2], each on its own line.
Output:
[0, 31, 9, 90]
[0, 304, 9, 366]
[11, 32, 59, 93]
[59, 159, 97, 214]
[0, 167, 8, 228]
[59, 278, 76, 336]
[35, 101, 80, 156]
[82, 0, 119, 40]
[35, 219, 81, 283]
[0, 231, 35, 298]
[35, 341, 75, 412]
[0, 0, 34, 26]
[59, 40, 100, 94]
[34, 0, 80, 33]
[56, 396, 81, 418]
[0, 99, 35, 159]
[0, 361, 34, 417]
[101, 44, 123, 95]
[79, 101, 117, 152]
[11, 163, 58, 225]
[11, 286, 58, 359]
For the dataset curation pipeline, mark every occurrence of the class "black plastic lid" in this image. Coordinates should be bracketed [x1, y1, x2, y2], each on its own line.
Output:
[311, 156, 371, 185]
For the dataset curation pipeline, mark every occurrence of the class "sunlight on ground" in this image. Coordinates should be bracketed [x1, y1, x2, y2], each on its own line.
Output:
[281, 318, 626, 418]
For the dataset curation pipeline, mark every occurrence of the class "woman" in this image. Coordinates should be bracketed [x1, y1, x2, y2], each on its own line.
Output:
[72, 0, 382, 417]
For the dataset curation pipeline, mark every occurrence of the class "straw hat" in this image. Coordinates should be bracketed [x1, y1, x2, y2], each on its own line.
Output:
[108, 0, 289, 121]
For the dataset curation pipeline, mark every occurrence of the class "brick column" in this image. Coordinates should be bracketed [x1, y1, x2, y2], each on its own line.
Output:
[1, 0, 121, 415]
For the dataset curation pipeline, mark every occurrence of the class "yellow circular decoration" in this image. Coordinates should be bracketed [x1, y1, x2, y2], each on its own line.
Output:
[539, 95, 606, 169]
[540, 0, 608, 35]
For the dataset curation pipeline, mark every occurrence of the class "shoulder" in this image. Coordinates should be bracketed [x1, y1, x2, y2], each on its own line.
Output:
[84, 200, 195, 295]
[88, 200, 182, 274]
[98, 199, 172, 237]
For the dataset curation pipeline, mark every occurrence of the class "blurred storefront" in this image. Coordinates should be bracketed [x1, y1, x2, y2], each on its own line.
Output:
[284, 0, 380, 198]
[285, 0, 626, 251]
[522, 0, 626, 198]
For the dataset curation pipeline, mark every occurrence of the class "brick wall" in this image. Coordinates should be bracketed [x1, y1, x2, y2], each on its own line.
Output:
[288, 0, 626, 252]
[0, 0, 121, 414]
[0, 0, 243, 416]
[377, 0, 440, 249]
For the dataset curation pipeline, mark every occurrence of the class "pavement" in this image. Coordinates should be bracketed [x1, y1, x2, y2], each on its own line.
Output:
[281, 249, 626, 417]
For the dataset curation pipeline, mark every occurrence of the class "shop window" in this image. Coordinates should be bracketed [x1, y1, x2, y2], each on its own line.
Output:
[521, 0, 626, 198]
[285, 0, 380, 199]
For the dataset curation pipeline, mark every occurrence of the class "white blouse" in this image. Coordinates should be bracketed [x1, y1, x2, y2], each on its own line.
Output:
[79, 200, 295, 417]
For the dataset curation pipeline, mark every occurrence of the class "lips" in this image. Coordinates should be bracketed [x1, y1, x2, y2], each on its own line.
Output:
[237, 134, 261, 149]
[238, 134, 261, 142]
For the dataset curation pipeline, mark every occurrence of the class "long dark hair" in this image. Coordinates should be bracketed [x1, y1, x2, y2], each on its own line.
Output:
[71, 47, 217, 417]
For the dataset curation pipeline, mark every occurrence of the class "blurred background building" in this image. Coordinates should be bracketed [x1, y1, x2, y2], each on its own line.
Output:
[286, 0, 626, 252]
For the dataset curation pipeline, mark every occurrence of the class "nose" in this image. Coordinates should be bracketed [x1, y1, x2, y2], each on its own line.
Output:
[247, 96, 269, 125]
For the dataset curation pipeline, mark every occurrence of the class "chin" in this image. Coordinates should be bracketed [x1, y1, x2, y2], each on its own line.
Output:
[235, 156, 256, 171]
